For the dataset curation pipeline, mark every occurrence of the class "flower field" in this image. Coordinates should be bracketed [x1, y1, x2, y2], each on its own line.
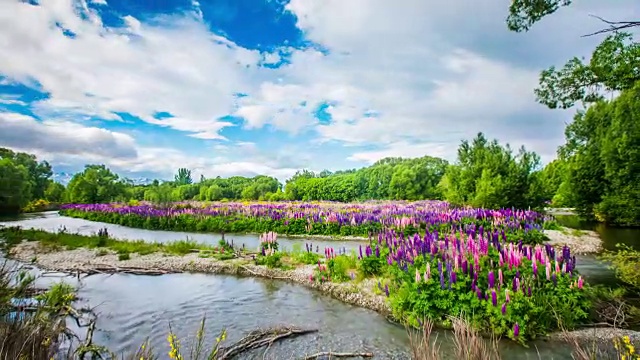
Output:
[60, 201, 554, 244]
[57, 201, 590, 341]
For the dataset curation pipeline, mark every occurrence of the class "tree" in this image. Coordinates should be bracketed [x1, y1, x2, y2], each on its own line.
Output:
[438, 133, 544, 210]
[0, 158, 31, 213]
[174, 168, 193, 186]
[507, 0, 639, 35]
[44, 182, 66, 203]
[535, 33, 640, 109]
[66, 165, 126, 204]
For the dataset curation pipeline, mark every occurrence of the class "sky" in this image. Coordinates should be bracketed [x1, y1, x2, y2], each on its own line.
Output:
[0, 0, 638, 182]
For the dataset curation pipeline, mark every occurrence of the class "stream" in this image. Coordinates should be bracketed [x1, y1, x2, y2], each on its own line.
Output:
[2, 212, 638, 359]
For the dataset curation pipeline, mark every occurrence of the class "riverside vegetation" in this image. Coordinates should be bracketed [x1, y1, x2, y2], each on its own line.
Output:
[2, 202, 635, 344]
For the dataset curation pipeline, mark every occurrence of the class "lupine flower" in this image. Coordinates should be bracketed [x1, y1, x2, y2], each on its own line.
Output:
[491, 288, 497, 306]
[577, 276, 584, 289]
[505, 289, 510, 303]
[384, 284, 390, 297]
[513, 323, 520, 337]
[488, 271, 495, 288]
[501, 302, 507, 315]
[415, 269, 421, 283]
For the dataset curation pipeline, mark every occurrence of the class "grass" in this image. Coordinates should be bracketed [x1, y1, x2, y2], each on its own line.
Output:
[0, 226, 221, 256]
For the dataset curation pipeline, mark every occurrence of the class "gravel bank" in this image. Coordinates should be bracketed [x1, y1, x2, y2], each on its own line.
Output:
[544, 227, 603, 254]
[9, 242, 390, 315]
[11, 240, 634, 344]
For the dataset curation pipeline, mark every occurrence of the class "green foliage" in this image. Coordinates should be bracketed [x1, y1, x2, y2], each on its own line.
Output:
[506, 0, 572, 32]
[601, 244, 640, 290]
[0, 227, 221, 257]
[174, 168, 193, 186]
[535, 33, 640, 109]
[255, 252, 285, 269]
[66, 165, 126, 204]
[555, 82, 640, 226]
[0, 156, 33, 213]
[284, 156, 448, 202]
[439, 133, 544, 210]
[293, 251, 321, 265]
[118, 253, 130, 261]
[44, 182, 66, 203]
[388, 257, 591, 342]
[359, 255, 385, 277]
[327, 255, 357, 282]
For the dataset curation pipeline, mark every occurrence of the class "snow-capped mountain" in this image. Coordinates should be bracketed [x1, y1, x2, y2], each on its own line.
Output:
[52, 172, 155, 186]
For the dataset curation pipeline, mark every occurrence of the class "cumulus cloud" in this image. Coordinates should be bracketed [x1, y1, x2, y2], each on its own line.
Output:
[0, 112, 138, 159]
[0, 111, 298, 181]
[0, 0, 266, 140]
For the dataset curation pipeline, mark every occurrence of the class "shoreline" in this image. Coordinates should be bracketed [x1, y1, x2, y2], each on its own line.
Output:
[8, 240, 633, 344]
[9, 241, 390, 314]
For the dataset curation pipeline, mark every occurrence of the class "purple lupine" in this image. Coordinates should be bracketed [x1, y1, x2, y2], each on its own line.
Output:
[513, 323, 520, 337]
[384, 284, 389, 297]
[501, 302, 507, 315]
[491, 288, 497, 306]
[488, 271, 495, 288]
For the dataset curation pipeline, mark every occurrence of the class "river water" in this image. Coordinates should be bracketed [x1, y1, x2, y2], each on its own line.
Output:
[2, 212, 628, 359]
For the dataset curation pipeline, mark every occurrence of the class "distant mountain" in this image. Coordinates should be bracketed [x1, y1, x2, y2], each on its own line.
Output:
[52, 172, 155, 186]
[52, 172, 74, 186]
[124, 177, 155, 186]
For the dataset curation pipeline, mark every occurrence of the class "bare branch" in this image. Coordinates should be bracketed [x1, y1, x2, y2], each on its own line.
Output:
[582, 15, 640, 37]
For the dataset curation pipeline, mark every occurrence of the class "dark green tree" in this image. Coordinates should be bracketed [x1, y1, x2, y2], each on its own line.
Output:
[174, 168, 193, 185]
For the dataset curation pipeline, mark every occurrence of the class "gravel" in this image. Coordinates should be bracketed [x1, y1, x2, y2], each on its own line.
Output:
[544, 227, 603, 254]
[9, 241, 391, 315]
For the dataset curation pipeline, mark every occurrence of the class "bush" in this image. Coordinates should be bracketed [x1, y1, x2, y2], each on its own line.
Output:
[118, 253, 130, 261]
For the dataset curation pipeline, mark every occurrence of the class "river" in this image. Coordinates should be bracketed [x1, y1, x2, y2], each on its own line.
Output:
[1, 212, 628, 359]
[554, 214, 640, 251]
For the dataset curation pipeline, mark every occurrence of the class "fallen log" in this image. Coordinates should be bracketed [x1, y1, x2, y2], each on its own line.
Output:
[219, 326, 318, 360]
[239, 265, 289, 280]
[302, 352, 374, 359]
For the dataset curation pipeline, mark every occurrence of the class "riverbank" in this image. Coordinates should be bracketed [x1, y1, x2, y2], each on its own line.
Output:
[544, 227, 603, 254]
[9, 239, 634, 346]
[9, 241, 390, 315]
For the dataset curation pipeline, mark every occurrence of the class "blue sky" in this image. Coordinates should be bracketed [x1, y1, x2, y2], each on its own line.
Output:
[0, 0, 638, 182]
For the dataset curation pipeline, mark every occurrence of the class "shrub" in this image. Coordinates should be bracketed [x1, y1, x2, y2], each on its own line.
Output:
[118, 253, 130, 261]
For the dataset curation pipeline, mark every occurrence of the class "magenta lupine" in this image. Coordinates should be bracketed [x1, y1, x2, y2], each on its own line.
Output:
[513, 323, 520, 337]
[491, 288, 497, 306]
[577, 276, 584, 289]
[498, 269, 503, 289]
[501, 302, 507, 315]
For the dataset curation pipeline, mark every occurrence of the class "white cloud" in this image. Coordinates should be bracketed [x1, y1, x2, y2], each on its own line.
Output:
[0, 112, 138, 159]
[0, 0, 265, 139]
[0, 111, 297, 181]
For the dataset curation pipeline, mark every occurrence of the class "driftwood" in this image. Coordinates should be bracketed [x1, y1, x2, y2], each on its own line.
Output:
[302, 352, 374, 359]
[239, 265, 289, 280]
[219, 326, 318, 360]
